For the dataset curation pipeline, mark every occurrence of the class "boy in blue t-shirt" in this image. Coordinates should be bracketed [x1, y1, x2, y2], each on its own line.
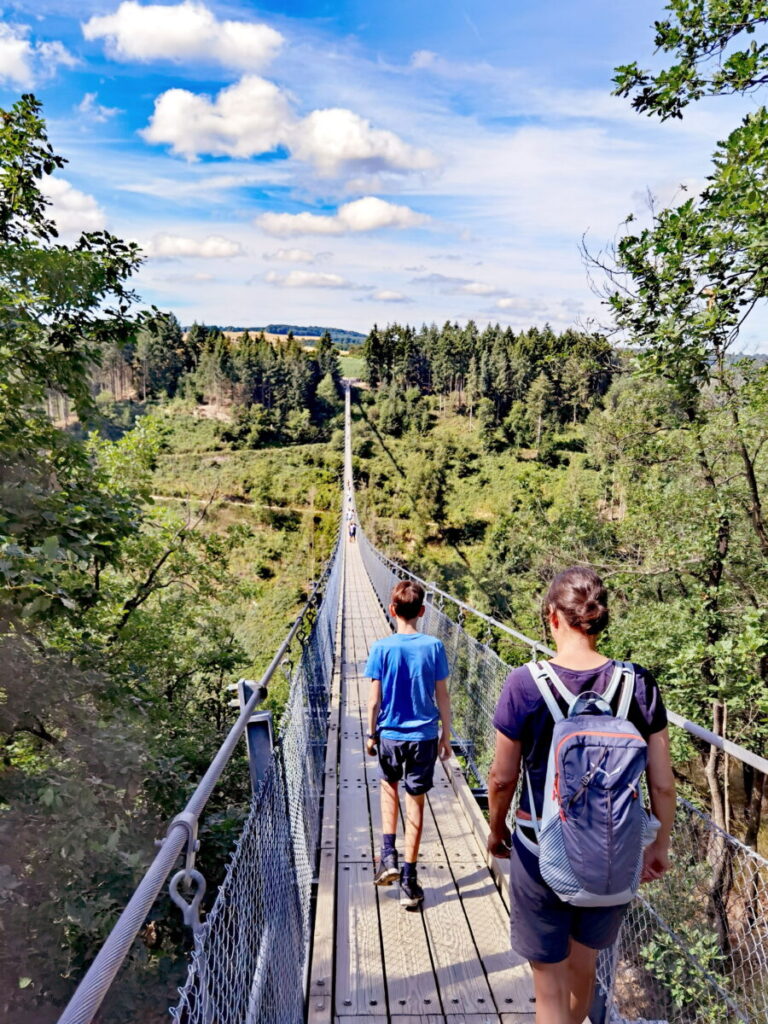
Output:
[364, 579, 452, 907]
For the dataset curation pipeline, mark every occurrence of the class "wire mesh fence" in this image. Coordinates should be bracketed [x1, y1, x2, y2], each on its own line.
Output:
[358, 530, 768, 1024]
[598, 800, 768, 1024]
[171, 536, 342, 1024]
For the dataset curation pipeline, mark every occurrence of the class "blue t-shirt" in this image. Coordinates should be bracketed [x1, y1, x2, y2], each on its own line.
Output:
[364, 633, 450, 741]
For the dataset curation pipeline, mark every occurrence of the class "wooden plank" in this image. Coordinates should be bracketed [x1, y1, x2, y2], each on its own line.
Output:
[440, 757, 510, 908]
[444, 853, 532, 1013]
[430, 764, 534, 1011]
[319, 706, 340, 849]
[445, 1017, 502, 1024]
[391, 1017, 444, 1024]
[308, 846, 337, 999]
[335, 862, 387, 1015]
[307, 540, 344, 1024]
[334, 1019, 388, 1024]
[444, 1016, 503, 1024]
[376, 863, 441, 1014]
[338, 710, 373, 862]
[334, 1018, 387, 1024]
[419, 863, 495, 1016]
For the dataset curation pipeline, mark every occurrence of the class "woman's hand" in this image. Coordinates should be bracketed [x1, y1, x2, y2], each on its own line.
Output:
[641, 840, 670, 883]
[487, 824, 512, 859]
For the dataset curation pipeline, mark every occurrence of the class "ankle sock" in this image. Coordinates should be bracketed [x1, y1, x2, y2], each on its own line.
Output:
[381, 834, 396, 859]
[402, 861, 416, 879]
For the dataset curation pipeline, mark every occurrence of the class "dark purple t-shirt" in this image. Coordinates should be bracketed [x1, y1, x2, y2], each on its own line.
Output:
[492, 660, 667, 818]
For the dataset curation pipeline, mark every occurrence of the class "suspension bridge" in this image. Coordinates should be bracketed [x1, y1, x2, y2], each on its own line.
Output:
[58, 385, 768, 1024]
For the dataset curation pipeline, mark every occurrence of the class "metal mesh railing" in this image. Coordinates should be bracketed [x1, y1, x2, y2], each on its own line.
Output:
[171, 537, 342, 1024]
[602, 800, 768, 1024]
[358, 530, 768, 1024]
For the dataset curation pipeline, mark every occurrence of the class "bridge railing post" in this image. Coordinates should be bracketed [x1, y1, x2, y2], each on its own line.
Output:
[236, 678, 274, 794]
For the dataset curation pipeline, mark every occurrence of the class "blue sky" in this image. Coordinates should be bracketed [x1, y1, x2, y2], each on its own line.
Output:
[1, 0, 764, 345]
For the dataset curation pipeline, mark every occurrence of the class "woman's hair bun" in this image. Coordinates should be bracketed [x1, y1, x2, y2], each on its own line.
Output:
[544, 567, 609, 636]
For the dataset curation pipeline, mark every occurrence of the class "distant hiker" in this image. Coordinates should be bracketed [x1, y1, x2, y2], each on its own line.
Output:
[365, 580, 453, 907]
[487, 567, 675, 1024]
[348, 521, 357, 542]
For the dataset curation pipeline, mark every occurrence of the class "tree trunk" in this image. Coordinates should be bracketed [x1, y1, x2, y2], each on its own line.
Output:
[729, 403, 768, 558]
[743, 765, 766, 851]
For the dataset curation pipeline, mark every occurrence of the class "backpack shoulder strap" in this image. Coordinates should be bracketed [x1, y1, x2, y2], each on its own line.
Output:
[527, 661, 568, 721]
[601, 661, 626, 706]
[539, 661, 580, 714]
[615, 661, 636, 720]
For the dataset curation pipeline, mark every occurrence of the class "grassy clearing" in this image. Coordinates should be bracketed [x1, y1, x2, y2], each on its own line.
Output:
[151, 414, 343, 697]
[339, 354, 365, 379]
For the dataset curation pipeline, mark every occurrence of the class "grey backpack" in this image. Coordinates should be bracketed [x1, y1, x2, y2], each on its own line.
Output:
[517, 661, 650, 907]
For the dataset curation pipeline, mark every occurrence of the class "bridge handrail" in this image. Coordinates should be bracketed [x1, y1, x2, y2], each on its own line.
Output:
[362, 537, 554, 655]
[56, 536, 341, 1024]
[360, 534, 768, 775]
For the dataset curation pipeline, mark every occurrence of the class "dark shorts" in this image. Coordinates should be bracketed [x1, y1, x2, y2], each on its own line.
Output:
[377, 737, 438, 795]
[509, 834, 630, 964]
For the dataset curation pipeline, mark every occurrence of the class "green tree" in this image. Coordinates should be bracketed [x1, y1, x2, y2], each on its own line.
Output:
[526, 372, 555, 449]
[614, 0, 768, 120]
[316, 330, 341, 384]
[133, 313, 185, 399]
[0, 95, 148, 619]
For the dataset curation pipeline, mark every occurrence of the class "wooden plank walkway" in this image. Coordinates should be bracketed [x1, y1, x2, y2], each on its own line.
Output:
[308, 398, 535, 1023]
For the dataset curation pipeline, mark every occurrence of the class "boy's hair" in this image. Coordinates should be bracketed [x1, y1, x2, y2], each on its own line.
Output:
[391, 579, 425, 620]
[544, 566, 609, 636]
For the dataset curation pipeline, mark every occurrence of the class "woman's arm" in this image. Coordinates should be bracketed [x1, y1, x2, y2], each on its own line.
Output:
[435, 676, 452, 761]
[487, 730, 522, 858]
[642, 726, 676, 881]
[366, 679, 381, 756]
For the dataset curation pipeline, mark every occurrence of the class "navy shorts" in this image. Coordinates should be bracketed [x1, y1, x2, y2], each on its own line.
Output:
[509, 834, 630, 964]
[377, 737, 438, 795]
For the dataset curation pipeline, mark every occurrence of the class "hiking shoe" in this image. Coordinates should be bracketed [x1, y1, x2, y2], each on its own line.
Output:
[373, 851, 399, 886]
[399, 870, 424, 908]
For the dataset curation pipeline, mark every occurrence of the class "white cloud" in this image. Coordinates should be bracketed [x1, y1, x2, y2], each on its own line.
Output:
[116, 168, 293, 201]
[141, 76, 292, 160]
[41, 177, 106, 238]
[412, 272, 508, 297]
[160, 271, 215, 283]
[258, 197, 428, 237]
[372, 290, 411, 303]
[458, 281, 501, 296]
[265, 270, 356, 289]
[145, 233, 244, 258]
[0, 23, 77, 88]
[140, 76, 437, 178]
[290, 108, 437, 177]
[82, 0, 282, 72]
[264, 248, 326, 264]
[410, 50, 438, 70]
[77, 92, 121, 123]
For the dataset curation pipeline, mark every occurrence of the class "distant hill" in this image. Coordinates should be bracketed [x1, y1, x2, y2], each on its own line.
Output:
[188, 324, 367, 347]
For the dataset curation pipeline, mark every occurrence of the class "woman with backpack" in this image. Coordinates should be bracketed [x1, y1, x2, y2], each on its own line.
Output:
[487, 567, 676, 1024]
